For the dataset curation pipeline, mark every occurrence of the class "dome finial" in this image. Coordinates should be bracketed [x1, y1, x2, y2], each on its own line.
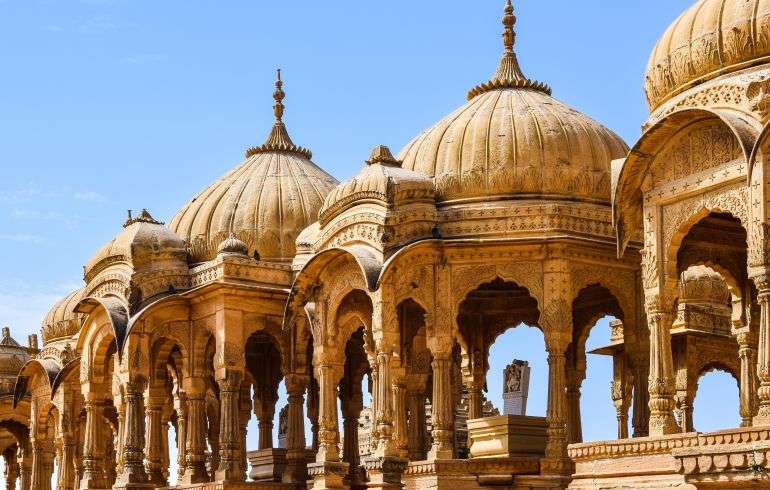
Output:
[502, 0, 515, 54]
[467, 0, 551, 100]
[273, 67, 285, 122]
[246, 68, 313, 159]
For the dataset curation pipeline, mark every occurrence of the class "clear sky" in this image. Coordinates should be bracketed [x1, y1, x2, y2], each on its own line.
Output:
[0, 0, 741, 477]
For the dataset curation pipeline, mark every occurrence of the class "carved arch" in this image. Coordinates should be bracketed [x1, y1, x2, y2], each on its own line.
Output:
[614, 108, 758, 254]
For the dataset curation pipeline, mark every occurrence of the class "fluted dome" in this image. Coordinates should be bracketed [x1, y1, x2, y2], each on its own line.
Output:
[84, 209, 186, 282]
[171, 71, 338, 263]
[398, 1, 627, 204]
[645, 0, 770, 111]
[319, 145, 434, 226]
[42, 287, 85, 344]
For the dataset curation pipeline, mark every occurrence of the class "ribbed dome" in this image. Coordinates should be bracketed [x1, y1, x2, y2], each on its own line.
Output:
[645, 0, 770, 111]
[320, 146, 434, 225]
[42, 287, 85, 344]
[85, 209, 186, 282]
[171, 71, 338, 263]
[398, 1, 628, 204]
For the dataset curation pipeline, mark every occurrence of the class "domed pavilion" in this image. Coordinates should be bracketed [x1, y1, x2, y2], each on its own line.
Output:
[9, 1, 770, 489]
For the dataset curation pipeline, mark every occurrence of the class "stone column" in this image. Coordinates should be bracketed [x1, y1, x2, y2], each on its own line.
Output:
[114, 380, 150, 488]
[407, 391, 427, 460]
[565, 366, 583, 444]
[392, 380, 408, 458]
[283, 374, 308, 486]
[756, 275, 770, 426]
[542, 335, 570, 474]
[4, 446, 18, 490]
[216, 370, 244, 482]
[646, 301, 679, 435]
[79, 398, 108, 489]
[174, 392, 187, 482]
[58, 434, 76, 490]
[30, 438, 53, 490]
[255, 389, 277, 451]
[632, 363, 649, 437]
[428, 352, 454, 460]
[181, 378, 209, 484]
[144, 390, 166, 486]
[341, 391, 363, 484]
[239, 383, 252, 481]
[610, 353, 629, 440]
[17, 445, 31, 490]
[308, 361, 348, 490]
[737, 329, 758, 426]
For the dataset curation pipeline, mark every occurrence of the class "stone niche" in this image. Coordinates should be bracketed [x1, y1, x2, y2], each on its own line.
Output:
[467, 415, 547, 459]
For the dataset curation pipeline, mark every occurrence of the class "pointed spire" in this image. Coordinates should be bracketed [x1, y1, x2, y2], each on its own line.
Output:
[467, 0, 551, 100]
[246, 68, 312, 159]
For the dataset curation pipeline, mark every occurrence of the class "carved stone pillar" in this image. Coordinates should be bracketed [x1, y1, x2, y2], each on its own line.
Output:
[316, 362, 342, 463]
[341, 391, 363, 484]
[174, 392, 187, 482]
[542, 336, 570, 474]
[392, 380, 408, 458]
[79, 398, 108, 489]
[30, 438, 53, 490]
[407, 391, 427, 460]
[216, 370, 244, 482]
[565, 365, 583, 444]
[239, 383, 251, 481]
[646, 302, 679, 436]
[58, 434, 76, 490]
[631, 363, 649, 437]
[428, 353, 454, 460]
[255, 389, 277, 451]
[308, 361, 348, 490]
[283, 374, 308, 486]
[674, 391, 694, 433]
[307, 380, 320, 453]
[17, 445, 31, 490]
[372, 352, 395, 457]
[181, 378, 209, 484]
[756, 275, 770, 425]
[610, 353, 629, 440]
[114, 380, 150, 488]
[4, 447, 18, 490]
[144, 388, 166, 486]
[737, 329, 758, 426]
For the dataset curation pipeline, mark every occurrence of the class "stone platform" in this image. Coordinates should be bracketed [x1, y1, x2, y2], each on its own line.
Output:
[403, 457, 549, 490]
[568, 426, 770, 489]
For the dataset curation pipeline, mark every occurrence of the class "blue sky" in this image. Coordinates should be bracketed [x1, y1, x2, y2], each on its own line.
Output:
[0, 0, 741, 475]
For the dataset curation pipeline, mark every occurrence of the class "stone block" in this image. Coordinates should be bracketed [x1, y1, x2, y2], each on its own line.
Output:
[467, 415, 547, 459]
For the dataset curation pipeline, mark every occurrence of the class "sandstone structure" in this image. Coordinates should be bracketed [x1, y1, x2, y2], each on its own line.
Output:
[6, 0, 770, 488]
[503, 361, 530, 417]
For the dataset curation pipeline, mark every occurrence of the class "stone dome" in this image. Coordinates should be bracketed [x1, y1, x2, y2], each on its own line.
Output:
[217, 233, 249, 257]
[398, 1, 627, 205]
[84, 209, 187, 283]
[171, 71, 338, 264]
[0, 327, 30, 392]
[679, 265, 731, 306]
[41, 287, 85, 344]
[645, 0, 770, 111]
[319, 145, 434, 226]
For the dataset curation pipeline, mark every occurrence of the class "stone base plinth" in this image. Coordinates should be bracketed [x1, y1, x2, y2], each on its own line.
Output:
[308, 461, 349, 490]
[403, 457, 542, 490]
[161, 482, 292, 490]
[467, 415, 547, 459]
[248, 448, 288, 482]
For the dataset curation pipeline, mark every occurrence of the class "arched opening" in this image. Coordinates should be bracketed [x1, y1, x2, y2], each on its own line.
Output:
[456, 277, 544, 459]
[399, 298, 432, 461]
[669, 209, 749, 431]
[692, 366, 740, 432]
[147, 338, 185, 486]
[573, 284, 625, 442]
[244, 330, 284, 482]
